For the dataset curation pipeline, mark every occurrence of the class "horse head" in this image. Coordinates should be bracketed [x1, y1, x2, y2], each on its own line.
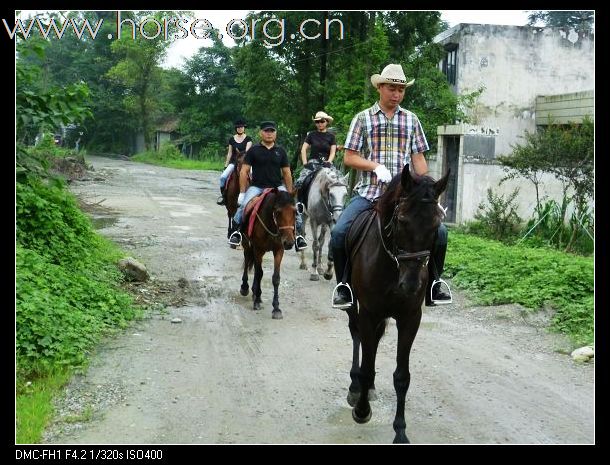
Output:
[321, 168, 349, 224]
[377, 164, 450, 295]
[273, 189, 298, 250]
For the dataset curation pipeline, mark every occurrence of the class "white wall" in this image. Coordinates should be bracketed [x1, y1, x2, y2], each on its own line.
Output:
[443, 24, 594, 156]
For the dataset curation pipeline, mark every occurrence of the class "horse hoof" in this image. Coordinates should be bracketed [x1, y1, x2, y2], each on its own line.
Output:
[323, 272, 333, 281]
[352, 407, 372, 424]
[272, 310, 283, 319]
[347, 390, 360, 407]
[299, 263, 307, 270]
[240, 286, 249, 296]
[253, 302, 261, 311]
[309, 273, 319, 281]
[368, 389, 377, 401]
[393, 432, 410, 444]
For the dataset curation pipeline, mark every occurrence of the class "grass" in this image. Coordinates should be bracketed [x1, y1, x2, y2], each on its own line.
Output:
[16, 368, 72, 444]
[130, 154, 224, 171]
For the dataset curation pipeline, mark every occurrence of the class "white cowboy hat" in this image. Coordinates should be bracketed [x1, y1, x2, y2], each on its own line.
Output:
[370, 64, 415, 88]
[312, 111, 334, 124]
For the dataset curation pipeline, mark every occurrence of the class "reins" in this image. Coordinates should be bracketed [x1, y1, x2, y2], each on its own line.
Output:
[255, 204, 294, 238]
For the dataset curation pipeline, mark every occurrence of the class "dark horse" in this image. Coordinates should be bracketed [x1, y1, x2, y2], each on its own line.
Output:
[239, 189, 297, 319]
[224, 148, 247, 238]
[345, 164, 449, 443]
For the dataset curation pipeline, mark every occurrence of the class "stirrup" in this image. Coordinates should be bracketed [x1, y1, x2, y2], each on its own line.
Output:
[296, 202, 305, 214]
[430, 278, 452, 305]
[295, 235, 308, 251]
[228, 231, 242, 248]
[332, 282, 354, 309]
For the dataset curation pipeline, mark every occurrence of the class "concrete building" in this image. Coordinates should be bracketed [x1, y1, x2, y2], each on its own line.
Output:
[429, 23, 594, 223]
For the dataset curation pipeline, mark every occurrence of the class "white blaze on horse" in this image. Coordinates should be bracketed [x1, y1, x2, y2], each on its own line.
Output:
[298, 167, 349, 281]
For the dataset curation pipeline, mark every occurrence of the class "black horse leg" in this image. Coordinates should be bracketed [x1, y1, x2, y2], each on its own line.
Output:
[346, 306, 361, 407]
[352, 310, 378, 424]
[271, 249, 283, 319]
[252, 253, 264, 311]
[392, 310, 422, 444]
[367, 320, 387, 402]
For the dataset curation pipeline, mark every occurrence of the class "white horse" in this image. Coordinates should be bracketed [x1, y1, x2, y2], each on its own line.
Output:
[298, 167, 349, 280]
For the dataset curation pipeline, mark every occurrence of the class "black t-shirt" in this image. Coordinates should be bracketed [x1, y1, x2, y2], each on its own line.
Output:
[304, 131, 336, 161]
[244, 143, 289, 188]
[228, 135, 253, 163]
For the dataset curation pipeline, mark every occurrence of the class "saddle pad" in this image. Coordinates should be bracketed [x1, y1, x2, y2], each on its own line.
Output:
[245, 188, 275, 237]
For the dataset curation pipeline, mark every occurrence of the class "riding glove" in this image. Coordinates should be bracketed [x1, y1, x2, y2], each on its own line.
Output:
[373, 164, 393, 183]
[237, 193, 245, 206]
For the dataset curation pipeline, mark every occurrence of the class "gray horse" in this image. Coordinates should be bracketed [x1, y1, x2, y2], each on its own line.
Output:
[298, 167, 349, 280]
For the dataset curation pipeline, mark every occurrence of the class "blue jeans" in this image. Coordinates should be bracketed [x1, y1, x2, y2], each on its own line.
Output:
[233, 185, 303, 232]
[219, 164, 235, 188]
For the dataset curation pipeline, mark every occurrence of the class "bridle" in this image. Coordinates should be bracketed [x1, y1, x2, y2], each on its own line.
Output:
[256, 207, 295, 238]
[378, 195, 438, 270]
[322, 181, 348, 221]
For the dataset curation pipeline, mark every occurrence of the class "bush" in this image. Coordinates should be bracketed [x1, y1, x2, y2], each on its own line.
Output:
[472, 187, 522, 242]
[16, 179, 97, 267]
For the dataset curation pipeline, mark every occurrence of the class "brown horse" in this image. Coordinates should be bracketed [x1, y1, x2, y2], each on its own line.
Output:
[224, 149, 247, 238]
[239, 189, 297, 319]
[344, 164, 449, 443]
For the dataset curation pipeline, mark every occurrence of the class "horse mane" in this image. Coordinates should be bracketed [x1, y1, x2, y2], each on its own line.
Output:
[273, 189, 295, 208]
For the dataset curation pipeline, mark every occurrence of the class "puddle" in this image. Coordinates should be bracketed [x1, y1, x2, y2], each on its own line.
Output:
[91, 216, 119, 229]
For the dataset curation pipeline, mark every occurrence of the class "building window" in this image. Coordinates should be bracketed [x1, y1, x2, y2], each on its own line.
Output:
[442, 44, 458, 86]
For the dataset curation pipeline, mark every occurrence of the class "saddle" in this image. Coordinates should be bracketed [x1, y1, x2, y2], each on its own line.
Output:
[297, 166, 322, 208]
[243, 188, 276, 237]
[342, 205, 376, 283]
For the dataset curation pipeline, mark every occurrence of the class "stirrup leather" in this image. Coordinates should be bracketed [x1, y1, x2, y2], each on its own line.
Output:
[332, 282, 354, 309]
[430, 278, 452, 305]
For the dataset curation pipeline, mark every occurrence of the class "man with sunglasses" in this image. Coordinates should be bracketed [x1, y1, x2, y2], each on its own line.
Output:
[228, 121, 308, 251]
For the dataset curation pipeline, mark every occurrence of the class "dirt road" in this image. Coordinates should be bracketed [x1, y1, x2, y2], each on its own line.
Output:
[43, 155, 594, 445]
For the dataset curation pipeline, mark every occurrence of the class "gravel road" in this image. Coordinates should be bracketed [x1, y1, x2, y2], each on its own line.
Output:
[42, 155, 594, 445]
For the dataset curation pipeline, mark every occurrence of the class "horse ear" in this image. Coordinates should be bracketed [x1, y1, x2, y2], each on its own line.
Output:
[400, 164, 413, 192]
[434, 168, 451, 198]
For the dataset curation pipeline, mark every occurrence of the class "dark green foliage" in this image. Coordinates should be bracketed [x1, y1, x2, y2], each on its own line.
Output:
[16, 245, 136, 374]
[445, 231, 593, 346]
[499, 118, 594, 254]
[16, 180, 140, 379]
[16, 179, 97, 267]
[527, 11, 594, 33]
[471, 187, 522, 242]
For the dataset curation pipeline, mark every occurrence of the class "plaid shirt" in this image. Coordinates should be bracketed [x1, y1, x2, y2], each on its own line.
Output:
[344, 102, 429, 200]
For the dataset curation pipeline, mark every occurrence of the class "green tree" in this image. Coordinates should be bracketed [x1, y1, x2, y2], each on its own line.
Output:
[499, 118, 594, 252]
[16, 37, 92, 182]
[106, 11, 182, 152]
[527, 11, 594, 33]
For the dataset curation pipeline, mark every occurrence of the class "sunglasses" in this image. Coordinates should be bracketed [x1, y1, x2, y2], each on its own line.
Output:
[315, 120, 327, 124]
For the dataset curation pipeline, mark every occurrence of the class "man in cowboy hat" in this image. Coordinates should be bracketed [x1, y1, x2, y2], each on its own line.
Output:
[330, 63, 451, 309]
[228, 120, 308, 251]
